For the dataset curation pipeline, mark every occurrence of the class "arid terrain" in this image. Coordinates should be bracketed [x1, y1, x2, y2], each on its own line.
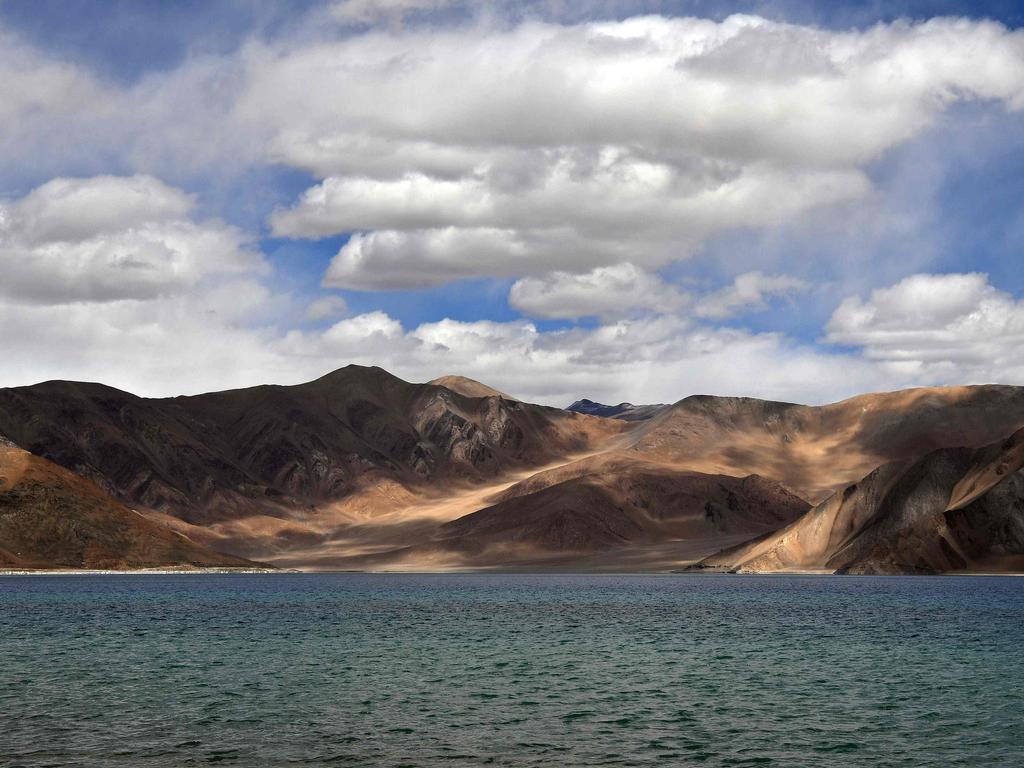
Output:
[2, 366, 1024, 572]
[695, 426, 1024, 574]
[0, 437, 254, 570]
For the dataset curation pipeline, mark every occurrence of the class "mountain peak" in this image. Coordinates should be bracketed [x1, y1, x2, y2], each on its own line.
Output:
[566, 399, 666, 422]
[427, 375, 516, 401]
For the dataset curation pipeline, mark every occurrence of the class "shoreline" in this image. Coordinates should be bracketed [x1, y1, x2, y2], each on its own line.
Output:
[2, 567, 1022, 577]
[0, 566, 285, 576]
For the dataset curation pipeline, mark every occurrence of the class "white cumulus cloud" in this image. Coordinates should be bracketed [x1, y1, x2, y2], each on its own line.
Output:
[246, 15, 1024, 288]
[276, 310, 895, 406]
[0, 13, 1022, 406]
[305, 295, 350, 321]
[696, 271, 810, 319]
[826, 272, 1024, 380]
[509, 263, 688, 320]
[0, 27, 109, 128]
[0, 175, 261, 305]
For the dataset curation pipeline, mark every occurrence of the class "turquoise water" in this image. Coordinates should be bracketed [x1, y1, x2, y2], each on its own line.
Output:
[1, 574, 1022, 767]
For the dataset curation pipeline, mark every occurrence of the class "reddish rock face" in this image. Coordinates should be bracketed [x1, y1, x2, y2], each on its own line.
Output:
[0, 442, 254, 570]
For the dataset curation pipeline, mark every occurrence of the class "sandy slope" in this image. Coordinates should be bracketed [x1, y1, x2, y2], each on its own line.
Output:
[696, 427, 1024, 574]
[245, 449, 612, 568]
[629, 385, 1024, 503]
[256, 449, 808, 571]
[0, 440, 254, 570]
[427, 375, 517, 401]
[0, 366, 623, 526]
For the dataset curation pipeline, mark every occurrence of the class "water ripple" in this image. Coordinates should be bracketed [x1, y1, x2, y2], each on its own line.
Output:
[0, 573, 1022, 767]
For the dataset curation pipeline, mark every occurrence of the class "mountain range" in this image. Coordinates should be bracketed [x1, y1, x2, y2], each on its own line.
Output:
[566, 399, 668, 421]
[2, 366, 1024, 573]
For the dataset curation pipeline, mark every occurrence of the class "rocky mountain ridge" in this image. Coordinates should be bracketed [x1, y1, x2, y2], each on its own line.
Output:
[0, 366, 618, 525]
[3, 368, 1024, 572]
[695, 427, 1024, 574]
[567, 399, 667, 421]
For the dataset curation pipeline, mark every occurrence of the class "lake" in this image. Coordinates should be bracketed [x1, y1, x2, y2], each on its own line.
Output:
[1, 573, 1022, 766]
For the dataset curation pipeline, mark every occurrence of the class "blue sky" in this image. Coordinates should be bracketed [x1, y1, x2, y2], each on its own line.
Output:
[0, 0, 1022, 404]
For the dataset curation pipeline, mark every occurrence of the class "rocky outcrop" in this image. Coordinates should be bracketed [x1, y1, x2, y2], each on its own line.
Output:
[696, 427, 1024, 574]
[427, 375, 516, 401]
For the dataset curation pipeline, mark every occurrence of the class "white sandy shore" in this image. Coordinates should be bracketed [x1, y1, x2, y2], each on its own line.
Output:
[0, 567, 287, 576]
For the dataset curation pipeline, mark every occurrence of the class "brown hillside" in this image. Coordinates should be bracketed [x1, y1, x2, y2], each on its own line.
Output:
[0, 439, 255, 570]
[631, 386, 1024, 502]
[696, 427, 1024, 574]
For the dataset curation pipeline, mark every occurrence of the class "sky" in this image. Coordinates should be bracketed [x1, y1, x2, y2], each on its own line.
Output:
[1, 0, 1023, 406]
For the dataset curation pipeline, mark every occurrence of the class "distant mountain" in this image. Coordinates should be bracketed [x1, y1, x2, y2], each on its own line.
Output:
[0, 438, 253, 570]
[695, 426, 1024, 575]
[566, 398, 667, 421]
[0, 366, 619, 525]
[413, 455, 810, 567]
[3, 368, 1024, 573]
[628, 386, 1024, 503]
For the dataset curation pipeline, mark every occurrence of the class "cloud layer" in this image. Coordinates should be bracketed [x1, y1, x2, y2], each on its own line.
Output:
[509, 263, 687, 320]
[826, 272, 1024, 381]
[253, 15, 1024, 289]
[0, 8, 1022, 406]
[1, 257, 1021, 407]
[0, 175, 260, 304]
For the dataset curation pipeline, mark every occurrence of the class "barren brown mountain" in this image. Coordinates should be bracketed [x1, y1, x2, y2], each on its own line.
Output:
[566, 399, 667, 421]
[2, 367, 1024, 572]
[628, 386, 1024, 502]
[0, 366, 620, 524]
[0, 438, 253, 570]
[399, 455, 810, 568]
[695, 427, 1024, 574]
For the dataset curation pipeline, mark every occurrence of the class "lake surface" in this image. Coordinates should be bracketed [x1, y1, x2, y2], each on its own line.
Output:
[1, 573, 1022, 767]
